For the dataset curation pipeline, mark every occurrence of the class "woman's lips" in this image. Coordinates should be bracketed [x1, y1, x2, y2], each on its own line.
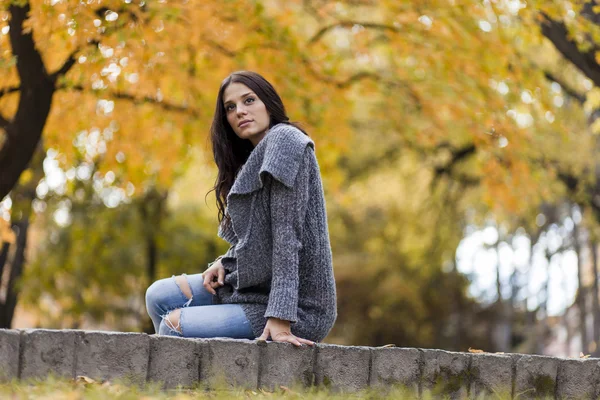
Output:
[239, 120, 252, 128]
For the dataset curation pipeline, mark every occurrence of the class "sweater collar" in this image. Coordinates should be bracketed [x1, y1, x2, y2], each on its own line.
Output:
[227, 123, 314, 197]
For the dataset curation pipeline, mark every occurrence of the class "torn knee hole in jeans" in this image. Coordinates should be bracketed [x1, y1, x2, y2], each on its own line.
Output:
[161, 309, 183, 334]
[161, 275, 194, 335]
[172, 274, 194, 308]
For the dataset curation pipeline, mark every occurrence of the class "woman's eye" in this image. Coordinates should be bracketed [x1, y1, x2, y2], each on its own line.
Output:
[245, 97, 255, 104]
[226, 104, 234, 111]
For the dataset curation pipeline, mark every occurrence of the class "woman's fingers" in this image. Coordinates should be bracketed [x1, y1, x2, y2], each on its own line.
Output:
[257, 328, 270, 341]
[272, 333, 311, 347]
[280, 334, 303, 347]
[203, 272, 216, 295]
[217, 267, 225, 286]
[298, 337, 315, 346]
[202, 271, 212, 286]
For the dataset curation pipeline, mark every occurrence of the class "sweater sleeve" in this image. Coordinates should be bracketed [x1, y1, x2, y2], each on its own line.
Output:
[264, 147, 312, 322]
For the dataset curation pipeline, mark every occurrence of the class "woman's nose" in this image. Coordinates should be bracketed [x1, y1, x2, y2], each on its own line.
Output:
[236, 104, 248, 116]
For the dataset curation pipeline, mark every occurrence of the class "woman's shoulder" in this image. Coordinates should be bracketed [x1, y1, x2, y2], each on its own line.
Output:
[258, 124, 316, 189]
[265, 123, 314, 149]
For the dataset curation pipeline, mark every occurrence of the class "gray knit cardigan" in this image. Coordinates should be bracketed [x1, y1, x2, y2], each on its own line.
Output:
[211, 123, 337, 342]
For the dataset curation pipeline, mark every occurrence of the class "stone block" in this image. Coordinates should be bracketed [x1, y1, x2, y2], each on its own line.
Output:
[370, 347, 420, 394]
[515, 354, 559, 399]
[74, 331, 149, 386]
[470, 353, 513, 399]
[147, 335, 201, 389]
[199, 338, 259, 389]
[556, 357, 600, 399]
[20, 329, 77, 381]
[258, 341, 314, 390]
[313, 343, 370, 392]
[0, 329, 20, 382]
[422, 349, 470, 399]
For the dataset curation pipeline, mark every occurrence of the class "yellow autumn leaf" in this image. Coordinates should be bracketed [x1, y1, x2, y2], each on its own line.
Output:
[590, 118, 600, 135]
[468, 347, 485, 353]
[0, 220, 14, 244]
[75, 375, 98, 384]
[584, 87, 600, 113]
[17, 169, 33, 186]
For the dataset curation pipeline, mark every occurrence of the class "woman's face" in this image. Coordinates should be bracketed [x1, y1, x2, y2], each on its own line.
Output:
[223, 82, 270, 147]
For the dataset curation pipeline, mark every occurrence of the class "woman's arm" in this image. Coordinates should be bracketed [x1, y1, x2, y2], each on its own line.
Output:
[259, 147, 314, 346]
[264, 150, 311, 321]
[207, 255, 223, 269]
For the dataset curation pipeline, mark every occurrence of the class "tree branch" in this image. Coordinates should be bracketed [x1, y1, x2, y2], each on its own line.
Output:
[301, 61, 380, 88]
[430, 143, 478, 190]
[0, 113, 10, 128]
[204, 37, 280, 58]
[341, 144, 401, 182]
[308, 20, 399, 46]
[51, 2, 147, 82]
[543, 70, 585, 104]
[580, 1, 600, 28]
[540, 12, 600, 87]
[433, 143, 477, 178]
[0, 85, 20, 100]
[205, 29, 380, 90]
[49, 40, 99, 83]
[59, 84, 201, 117]
[204, 37, 237, 57]
[302, 0, 324, 23]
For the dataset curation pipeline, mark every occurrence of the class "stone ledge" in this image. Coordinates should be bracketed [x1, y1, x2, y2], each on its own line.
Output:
[1, 328, 599, 397]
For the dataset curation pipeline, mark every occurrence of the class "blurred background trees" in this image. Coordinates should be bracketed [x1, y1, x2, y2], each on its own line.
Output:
[2, 0, 600, 356]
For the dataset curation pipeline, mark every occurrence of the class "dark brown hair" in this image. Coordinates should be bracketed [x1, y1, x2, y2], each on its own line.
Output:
[208, 71, 308, 228]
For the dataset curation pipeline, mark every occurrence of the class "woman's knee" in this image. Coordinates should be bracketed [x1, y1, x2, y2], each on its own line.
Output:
[145, 277, 171, 308]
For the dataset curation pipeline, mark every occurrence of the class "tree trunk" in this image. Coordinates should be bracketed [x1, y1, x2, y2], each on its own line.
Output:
[0, 3, 56, 200]
[525, 227, 543, 353]
[451, 258, 464, 351]
[139, 188, 168, 334]
[536, 249, 553, 355]
[508, 263, 518, 352]
[0, 144, 44, 328]
[572, 208, 588, 354]
[0, 241, 10, 284]
[493, 239, 511, 352]
[591, 240, 600, 356]
[561, 255, 572, 357]
[0, 219, 29, 328]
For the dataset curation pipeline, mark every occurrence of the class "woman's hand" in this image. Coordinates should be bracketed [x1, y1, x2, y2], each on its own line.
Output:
[202, 258, 225, 295]
[257, 318, 314, 347]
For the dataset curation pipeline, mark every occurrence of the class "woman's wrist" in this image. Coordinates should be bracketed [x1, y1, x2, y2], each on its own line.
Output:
[268, 317, 290, 325]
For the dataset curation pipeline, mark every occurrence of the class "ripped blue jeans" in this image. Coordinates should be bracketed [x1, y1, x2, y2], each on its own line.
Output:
[145, 272, 255, 339]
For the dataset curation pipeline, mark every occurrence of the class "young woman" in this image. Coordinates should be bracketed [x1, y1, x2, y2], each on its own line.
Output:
[145, 71, 337, 346]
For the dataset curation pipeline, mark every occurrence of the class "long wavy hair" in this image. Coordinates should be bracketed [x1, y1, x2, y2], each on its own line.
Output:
[208, 71, 308, 229]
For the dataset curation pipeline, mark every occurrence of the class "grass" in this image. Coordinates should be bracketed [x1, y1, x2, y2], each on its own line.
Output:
[0, 374, 552, 399]
[0, 375, 422, 399]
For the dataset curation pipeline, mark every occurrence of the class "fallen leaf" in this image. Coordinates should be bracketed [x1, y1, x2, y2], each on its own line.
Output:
[75, 375, 98, 384]
[381, 344, 396, 348]
[468, 347, 485, 353]
[580, 352, 591, 359]
[280, 385, 298, 395]
[495, 352, 505, 354]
